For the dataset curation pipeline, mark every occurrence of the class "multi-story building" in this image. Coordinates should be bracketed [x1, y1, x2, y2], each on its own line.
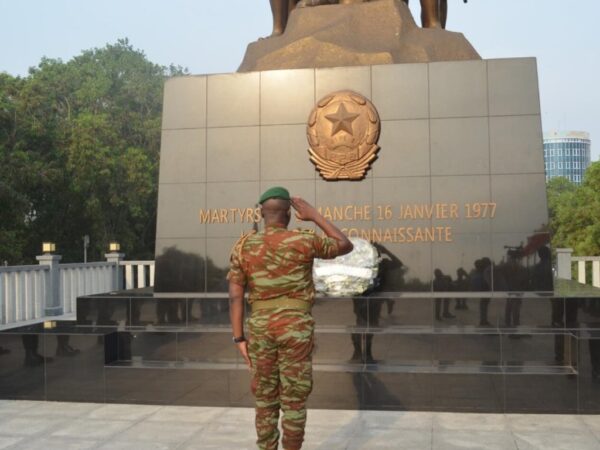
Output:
[543, 131, 591, 184]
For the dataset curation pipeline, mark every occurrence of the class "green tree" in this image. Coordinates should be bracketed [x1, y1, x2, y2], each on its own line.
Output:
[0, 39, 185, 263]
[548, 162, 600, 256]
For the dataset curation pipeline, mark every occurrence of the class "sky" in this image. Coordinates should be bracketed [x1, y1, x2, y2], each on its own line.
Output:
[0, 0, 598, 160]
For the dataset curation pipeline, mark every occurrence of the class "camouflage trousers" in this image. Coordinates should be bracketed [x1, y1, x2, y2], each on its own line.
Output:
[247, 308, 315, 450]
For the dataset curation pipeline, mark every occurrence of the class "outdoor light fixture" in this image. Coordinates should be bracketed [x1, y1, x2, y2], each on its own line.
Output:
[109, 242, 121, 252]
[42, 242, 56, 253]
[43, 321, 57, 329]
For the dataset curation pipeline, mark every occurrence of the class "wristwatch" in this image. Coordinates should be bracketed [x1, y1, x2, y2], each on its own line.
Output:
[232, 335, 246, 344]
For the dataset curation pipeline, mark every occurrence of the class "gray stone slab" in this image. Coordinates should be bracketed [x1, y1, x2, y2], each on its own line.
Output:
[307, 408, 362, 428]
[429, 60, 488, 119]
[87, 403, 162, 421]
[433, 430, 517, 450]
[260, 69, 315, 126]
[212, 407, 256, 424]
[51, 419, 134, 440]
[0, 400, 39, 415]
[0, 437, 23, 450]
[260, 124, 316, 181]
[488, 58, 540, 117]
[360, 411, 433, 430]
[0, 416, 65, 437]
[506, 414, 588, 434]
[582, 415, 600, 436]
[513, 431, 600, 450]
[490, 173, 549, 234]
[116, 421, 205, 444]
[433, 412, 508, 432]
[12, 436, 99, 450]
[373, 119, 430, 178]
[18, 401, 103, 418]
[207, 72, 259, 128]
[97, 441, 178, 450]
[207, 126, 260, 182]
[156, 183, 206, 239]
[489, 115, 544, 175]
[184, 422, 255, 449]
[372, 63, 429, 121]
[349, 428, 432, 449]
[430, 117, 490, 176]
[162, 77, 207, 130]
[315, 66, 372, 101]
[146, 405, 225, 424]
[159, 129, 207, 184]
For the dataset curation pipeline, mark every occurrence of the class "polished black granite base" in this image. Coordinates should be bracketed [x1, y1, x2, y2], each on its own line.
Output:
[2, 280, 600, 412]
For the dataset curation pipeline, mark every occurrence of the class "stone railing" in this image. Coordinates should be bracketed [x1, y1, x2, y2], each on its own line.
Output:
[0, 253, 154, 326]
[0, 264, 48, 325]
[556, 248, 600, 288]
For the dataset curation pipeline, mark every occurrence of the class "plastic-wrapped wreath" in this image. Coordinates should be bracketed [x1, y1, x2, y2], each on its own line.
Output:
[313, 237, 380, 296]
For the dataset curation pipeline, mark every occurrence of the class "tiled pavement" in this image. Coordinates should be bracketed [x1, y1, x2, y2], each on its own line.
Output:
[1, 401, 600, 449]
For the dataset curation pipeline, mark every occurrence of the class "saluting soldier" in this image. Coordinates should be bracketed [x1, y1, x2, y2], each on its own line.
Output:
[228, 187, 352, 450]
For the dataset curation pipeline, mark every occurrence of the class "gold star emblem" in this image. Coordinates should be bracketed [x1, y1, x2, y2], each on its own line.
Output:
[307, 90, 381, 180]
[325, 103, 360, 137]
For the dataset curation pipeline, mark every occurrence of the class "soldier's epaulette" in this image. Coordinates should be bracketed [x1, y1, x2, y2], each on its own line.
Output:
[294, 228, 315, 234]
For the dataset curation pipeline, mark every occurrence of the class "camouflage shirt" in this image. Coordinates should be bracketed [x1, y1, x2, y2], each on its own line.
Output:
[227, 224, 339, 305]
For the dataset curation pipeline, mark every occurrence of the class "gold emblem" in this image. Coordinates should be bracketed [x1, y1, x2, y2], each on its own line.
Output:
[307, 90, 380, 180]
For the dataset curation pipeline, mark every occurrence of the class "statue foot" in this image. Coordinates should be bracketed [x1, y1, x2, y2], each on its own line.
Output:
[260, 30, 284, 40]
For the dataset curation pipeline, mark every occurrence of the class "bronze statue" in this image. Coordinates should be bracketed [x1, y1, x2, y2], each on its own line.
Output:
[404, 0, 446, 29]
[404, 0, 468, 29]
[269, 0, 299, 37]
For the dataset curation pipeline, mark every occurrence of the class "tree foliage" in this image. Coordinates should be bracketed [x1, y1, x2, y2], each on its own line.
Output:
[0, 39, 185, 263]
[547, 162, 600, 256]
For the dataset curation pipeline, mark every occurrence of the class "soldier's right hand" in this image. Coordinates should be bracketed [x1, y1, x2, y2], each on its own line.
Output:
[237, 341, 252, 369]
[291, 197, 319, 222]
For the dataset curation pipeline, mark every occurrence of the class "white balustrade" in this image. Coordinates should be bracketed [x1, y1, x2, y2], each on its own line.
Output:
[0, 265, 49, 325]
[572, 256, 600, 288]
[120, 261, 155, 290]
[59, 262, 116, 314]
[0, 258, 154, 327]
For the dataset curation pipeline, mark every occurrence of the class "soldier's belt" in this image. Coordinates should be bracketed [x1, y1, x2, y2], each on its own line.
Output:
[251, 298, 312, 313]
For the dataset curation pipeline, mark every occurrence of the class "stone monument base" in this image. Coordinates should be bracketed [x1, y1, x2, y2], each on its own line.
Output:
[239, 0, 480, 72]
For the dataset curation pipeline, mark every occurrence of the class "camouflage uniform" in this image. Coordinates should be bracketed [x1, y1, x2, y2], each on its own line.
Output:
[228, 224, 339, 450]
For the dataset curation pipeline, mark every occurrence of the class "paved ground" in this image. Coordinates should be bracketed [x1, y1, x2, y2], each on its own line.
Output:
[1, 401, 600, 449]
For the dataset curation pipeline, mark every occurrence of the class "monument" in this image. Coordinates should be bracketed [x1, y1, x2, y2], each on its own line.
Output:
[154, 0, 549, 297]
[3, 0, 600, 415]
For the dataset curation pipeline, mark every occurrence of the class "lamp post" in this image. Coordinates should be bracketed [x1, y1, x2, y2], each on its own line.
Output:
[83, 235, 90, 263]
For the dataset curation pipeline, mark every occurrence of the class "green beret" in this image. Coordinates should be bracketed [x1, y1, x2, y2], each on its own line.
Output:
[259, 186, 290, 204]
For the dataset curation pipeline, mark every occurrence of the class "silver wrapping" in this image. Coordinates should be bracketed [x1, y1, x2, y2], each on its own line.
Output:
[313, 238, 380, 296]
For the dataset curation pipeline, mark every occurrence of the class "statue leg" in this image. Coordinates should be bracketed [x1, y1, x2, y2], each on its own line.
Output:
[270, 0, 289, 36]
[420, 0, 442, 28]
[440, 0, 447, 29]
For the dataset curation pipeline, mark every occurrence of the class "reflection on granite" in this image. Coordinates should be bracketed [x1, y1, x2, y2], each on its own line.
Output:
[3, 276, 600, 412]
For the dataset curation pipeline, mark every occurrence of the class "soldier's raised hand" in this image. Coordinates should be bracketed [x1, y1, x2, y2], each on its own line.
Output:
[291, 197, 319, 222]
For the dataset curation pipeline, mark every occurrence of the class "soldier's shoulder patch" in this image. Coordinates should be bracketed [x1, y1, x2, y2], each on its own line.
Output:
[231, 230, 257, 255]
